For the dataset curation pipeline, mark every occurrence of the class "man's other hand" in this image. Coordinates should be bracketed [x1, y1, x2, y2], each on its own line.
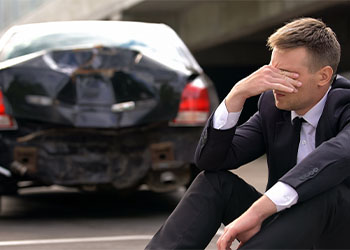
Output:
[217, 195, 277, 250]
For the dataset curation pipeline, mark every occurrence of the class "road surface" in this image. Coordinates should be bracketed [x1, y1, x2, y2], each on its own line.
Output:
[0, 156, 267, 250]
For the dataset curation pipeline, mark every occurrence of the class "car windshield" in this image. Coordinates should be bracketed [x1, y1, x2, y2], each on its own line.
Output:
[0, 22, 200, 72]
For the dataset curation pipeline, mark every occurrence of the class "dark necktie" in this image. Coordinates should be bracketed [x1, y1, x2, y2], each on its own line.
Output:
[291, 117, 305, 166]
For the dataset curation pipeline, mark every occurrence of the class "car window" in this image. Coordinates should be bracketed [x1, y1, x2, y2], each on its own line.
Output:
[4, 33, 116, 60]
[0, 24, 197, 73]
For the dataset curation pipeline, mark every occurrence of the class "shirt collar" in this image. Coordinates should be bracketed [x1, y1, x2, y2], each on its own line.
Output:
[291, 87, 330, 128]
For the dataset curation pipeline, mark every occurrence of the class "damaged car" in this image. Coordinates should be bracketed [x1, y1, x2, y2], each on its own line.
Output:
[0, 21, 218, 194]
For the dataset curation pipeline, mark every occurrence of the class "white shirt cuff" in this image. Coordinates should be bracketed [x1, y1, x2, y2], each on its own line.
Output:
[213, 100, 241, 130]
[265, 181, 299, 212]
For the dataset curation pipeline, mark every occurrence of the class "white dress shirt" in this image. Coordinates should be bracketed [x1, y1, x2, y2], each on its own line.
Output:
[213, 89, 329, 212]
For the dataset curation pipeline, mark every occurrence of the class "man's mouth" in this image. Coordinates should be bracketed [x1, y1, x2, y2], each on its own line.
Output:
[273, 90, 286, 98]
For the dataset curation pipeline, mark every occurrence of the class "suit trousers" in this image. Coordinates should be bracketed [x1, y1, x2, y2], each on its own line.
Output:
[145, 170, 350, 250]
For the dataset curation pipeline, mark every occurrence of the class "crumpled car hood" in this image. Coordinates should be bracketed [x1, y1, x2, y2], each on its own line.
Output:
[0, 46, 188, 128]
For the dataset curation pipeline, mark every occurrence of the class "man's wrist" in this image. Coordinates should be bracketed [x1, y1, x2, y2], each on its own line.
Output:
[225, 84, 248, 113]
[213, 100, 242, 130]
[265, 181, 299, 212]
[250, 195, 278, 222]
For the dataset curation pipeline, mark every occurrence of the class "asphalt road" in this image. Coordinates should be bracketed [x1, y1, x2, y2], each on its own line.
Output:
[0, 156, 267, 250]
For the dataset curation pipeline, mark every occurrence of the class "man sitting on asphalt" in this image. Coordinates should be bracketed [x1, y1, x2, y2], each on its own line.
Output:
[146, 17, 350, 250]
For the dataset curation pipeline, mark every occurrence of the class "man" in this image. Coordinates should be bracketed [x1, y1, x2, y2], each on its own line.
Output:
[146, 17, 350, 250]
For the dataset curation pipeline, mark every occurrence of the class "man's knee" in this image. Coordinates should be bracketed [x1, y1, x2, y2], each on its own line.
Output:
[195, 169, 237, 180]
[192, 170, 261, 224]
[192, 170, 240, 192]
[187, 170, 243, 207]
[193, 170, 261, 197]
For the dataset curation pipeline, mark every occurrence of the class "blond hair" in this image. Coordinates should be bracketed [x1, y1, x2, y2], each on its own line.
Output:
[267, 18, 340, 75]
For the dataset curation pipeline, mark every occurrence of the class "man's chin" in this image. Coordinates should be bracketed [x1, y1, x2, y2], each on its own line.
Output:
[274, 101, 292, 111]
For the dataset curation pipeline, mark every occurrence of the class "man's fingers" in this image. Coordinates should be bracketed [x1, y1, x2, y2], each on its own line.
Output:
[217, 233, 227, 250]
[281, 74, 302, 88]
[263, 66, 302, 91]
[237, 241, 244, 249]
[270, 82, 296, 93]
[268, 65, 299, 79]
[274, 72, 302, 87]
[217, 230, 235, 250]
[279, 69, 299, 79]
[269, 74, 302, 92]
[269, 66, 301, 85]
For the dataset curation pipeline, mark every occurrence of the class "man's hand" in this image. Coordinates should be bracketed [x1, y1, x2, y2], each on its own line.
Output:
[217, 195, 277, 250]
[225, 65, 301, 112]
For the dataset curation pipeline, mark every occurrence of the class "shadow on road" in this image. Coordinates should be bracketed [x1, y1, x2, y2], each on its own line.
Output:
[0, 187, 185, 219]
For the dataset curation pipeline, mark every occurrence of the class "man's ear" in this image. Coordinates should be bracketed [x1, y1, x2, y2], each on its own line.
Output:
[318, 66, 333, 87]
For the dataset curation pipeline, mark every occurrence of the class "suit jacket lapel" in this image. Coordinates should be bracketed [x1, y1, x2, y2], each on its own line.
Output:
[315, 80, 341, 147]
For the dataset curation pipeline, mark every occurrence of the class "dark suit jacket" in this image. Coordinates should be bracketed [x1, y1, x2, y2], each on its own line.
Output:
[195, 75, 350, 203]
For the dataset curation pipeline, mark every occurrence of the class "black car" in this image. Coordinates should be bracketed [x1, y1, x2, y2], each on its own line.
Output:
[0, 21, 218, 194]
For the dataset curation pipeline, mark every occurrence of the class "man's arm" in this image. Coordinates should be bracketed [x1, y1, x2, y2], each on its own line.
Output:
[195, 65, 301, 171]
[281, 118, 350, 202]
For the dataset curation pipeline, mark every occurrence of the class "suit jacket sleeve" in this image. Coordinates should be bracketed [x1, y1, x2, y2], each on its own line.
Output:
[194, 97, 266, 171]
[280, 94, 350, 202]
